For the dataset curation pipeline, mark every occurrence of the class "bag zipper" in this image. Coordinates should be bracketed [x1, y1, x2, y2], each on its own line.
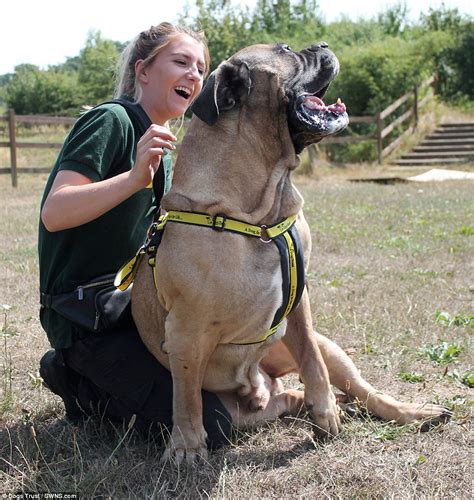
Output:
[94, 311, 100, 330]
[76, 278, 115, 300]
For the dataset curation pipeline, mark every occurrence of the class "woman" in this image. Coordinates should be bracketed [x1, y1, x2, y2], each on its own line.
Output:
[38, 22, 233, 447]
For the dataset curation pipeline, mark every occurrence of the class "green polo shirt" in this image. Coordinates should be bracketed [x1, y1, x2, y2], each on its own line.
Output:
[38, 102, 173, 349]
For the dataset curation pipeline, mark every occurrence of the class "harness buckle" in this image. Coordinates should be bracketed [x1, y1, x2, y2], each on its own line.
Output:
[147, 222, 158, 240]
[211, 213, 227, 232]
[260, 225, 272, 243]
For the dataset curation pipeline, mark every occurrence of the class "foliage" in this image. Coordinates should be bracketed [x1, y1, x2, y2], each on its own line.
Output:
[4, 64, 81, 115]
[326, 31, 451, 116]
[4, 31, 120, 115]
[437, 22, 474, 100]
[420, 341, 464, 365]
[77, 31, 121, 106]
[182, 0, 325, 72]
[0, 0, 472, 124]
[435, 310, 474, 328]
[398, 371, 426, 383]
[377, 2, 410, 36]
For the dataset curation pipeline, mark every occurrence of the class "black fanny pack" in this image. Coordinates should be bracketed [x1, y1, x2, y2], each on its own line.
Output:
[40, 274, 132, 332]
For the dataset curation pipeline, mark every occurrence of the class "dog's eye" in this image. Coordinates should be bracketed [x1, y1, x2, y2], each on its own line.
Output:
[277, 44, 293, 54]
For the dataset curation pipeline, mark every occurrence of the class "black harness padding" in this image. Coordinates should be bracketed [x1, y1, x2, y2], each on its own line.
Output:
[269, 223, 306, 331]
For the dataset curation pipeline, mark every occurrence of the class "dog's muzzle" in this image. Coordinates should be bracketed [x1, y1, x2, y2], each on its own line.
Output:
[289, 93, 349, 152]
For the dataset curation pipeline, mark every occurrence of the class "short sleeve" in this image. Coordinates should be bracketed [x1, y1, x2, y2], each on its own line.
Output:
[59, 105, 132, 181]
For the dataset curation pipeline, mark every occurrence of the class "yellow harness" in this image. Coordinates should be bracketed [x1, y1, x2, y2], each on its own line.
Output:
[115, 210, 305, 345]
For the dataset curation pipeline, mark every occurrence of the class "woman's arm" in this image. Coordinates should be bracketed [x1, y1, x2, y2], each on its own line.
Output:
[41, 124, 176, 232]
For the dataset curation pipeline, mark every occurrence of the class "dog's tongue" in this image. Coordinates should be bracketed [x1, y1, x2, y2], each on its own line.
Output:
[303, 95, 346, 113]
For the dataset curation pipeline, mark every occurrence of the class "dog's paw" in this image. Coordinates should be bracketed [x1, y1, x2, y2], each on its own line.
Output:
[306, 394, 342, 438]
[396, 402, 453, 428]
[161, 442, 208, 466]
[160, 426, 208, 466]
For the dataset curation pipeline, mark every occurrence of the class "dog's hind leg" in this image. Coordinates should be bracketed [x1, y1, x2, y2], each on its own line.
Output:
[313, 332, 452, 426]
[218, 370, 305, 429]
[262, 332, 452, 426]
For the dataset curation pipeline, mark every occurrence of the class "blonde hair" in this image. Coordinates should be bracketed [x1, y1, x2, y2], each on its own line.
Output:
[114, 22, 210, 101]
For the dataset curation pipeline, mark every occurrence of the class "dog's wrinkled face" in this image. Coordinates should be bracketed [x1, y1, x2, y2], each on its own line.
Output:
[191, 42, 349, 153]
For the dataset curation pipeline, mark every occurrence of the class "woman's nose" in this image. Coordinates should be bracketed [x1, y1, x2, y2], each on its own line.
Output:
[187, 65, 201, 81]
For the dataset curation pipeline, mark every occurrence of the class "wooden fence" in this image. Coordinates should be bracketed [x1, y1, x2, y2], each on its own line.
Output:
[0, 75, 436, 187]
[0, 112, 75, 187]
[319, 74, 436, 163]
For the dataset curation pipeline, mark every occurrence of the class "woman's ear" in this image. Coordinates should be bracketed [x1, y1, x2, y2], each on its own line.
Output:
[135, 59, 148, 84]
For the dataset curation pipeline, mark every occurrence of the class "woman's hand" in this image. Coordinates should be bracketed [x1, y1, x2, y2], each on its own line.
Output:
[129, 124, 177, 189]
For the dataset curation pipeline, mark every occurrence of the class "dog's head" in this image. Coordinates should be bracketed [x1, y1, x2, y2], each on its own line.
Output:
[191, 42, 348, 153]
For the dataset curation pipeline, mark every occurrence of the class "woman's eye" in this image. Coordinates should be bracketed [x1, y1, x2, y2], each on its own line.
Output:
[175, 60, 186, 65]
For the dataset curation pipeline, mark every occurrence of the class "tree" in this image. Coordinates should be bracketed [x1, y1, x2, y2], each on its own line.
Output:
[5, 64, 81, 115]
[419, 3, 464, 31]
[181, 0, 325, 70]
[377, 2, 410, 36]
[77, 30, 120, 105]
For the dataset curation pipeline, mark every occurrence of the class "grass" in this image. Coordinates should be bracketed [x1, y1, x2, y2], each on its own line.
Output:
[0, 123, 72, 169]
[1, 170, 473, 498]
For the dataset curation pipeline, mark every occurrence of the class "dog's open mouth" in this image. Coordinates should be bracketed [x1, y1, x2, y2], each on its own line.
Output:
[289, 90, 349, 152]
[302, 95, 346, 114]
[296, 92, 348, 132]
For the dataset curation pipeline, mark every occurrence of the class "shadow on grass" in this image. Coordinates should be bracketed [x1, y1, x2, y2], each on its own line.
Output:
[0, 408, 221, 497]
[1, 407, 333, 497]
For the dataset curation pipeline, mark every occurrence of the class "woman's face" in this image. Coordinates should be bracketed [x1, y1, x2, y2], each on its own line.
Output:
[137, 34, 206, 124]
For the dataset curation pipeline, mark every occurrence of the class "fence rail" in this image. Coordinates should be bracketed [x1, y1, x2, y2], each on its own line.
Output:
[316, 74, 436, 164]
[0, 75, 437, 187]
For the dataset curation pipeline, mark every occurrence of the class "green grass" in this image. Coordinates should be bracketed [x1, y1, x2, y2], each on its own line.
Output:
[0, 172, 473, 497]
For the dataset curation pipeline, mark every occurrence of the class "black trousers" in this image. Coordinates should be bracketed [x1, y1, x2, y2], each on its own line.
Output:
[60, 325, 232, 449]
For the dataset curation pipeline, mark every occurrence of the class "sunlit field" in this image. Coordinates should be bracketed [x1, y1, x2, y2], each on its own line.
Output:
[1, 168, 472, 497]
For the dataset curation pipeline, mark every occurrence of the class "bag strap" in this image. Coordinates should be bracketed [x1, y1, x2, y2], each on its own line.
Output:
[101, 98, 151, 135]
[99, 99, 166, 207]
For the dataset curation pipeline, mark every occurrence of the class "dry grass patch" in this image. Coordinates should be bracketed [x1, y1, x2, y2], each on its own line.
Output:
[0, 172, 472, 498]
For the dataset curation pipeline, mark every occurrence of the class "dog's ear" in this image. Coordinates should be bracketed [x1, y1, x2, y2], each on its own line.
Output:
[191, 61, 251, 126]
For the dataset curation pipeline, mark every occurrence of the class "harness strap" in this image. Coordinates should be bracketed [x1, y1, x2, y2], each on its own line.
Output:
[166, 211, 297, 240]
[114, 210, 305, 345]
[114, 215, 167, 291]
[235, 222, 305, 345]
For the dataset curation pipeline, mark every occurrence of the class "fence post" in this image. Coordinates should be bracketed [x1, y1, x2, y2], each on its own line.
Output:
[8, 109, 18, 187]
[375, 112, 383, 164]
[413, 84, 419, 129]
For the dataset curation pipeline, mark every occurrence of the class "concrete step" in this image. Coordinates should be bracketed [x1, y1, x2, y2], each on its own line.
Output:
[439, 122, 474, 128]
[394, 157, 467, 166]
[413, 145, 474, 152]
[393, 121, 474, 167]
[401, 151, 473, 159]
[420, 138, 474, 146]
[427, 132, 474, 140]
[437, 126, 474, 133]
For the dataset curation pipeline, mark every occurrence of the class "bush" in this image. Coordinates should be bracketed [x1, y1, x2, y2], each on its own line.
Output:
[325, 31, 451, 116]
[5, 65, 82, 115]
[437, 23, 474, 100]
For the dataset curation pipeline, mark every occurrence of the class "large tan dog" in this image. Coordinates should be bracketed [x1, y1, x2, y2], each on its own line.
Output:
[132, 42, 450, 463]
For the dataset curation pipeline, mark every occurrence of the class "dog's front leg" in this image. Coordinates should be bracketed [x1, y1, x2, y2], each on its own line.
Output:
[160, 315, 217, 465]
[283, 286, 341, 437]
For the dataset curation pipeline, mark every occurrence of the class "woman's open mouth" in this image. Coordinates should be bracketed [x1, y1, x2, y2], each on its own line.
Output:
[174, 86, 192, 100]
